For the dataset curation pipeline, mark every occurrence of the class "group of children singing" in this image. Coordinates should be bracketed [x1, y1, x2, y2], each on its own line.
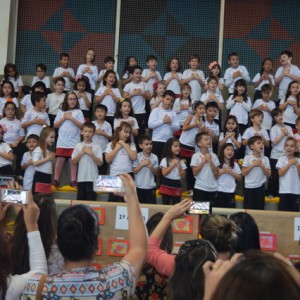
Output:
[0, 48, 299, 211]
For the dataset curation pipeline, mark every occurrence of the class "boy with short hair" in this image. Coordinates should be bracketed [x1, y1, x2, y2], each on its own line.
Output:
[181, 54, 205, 102]
[71, 122, 103, 200]
[242, 136, 271, 210]
[31, 63, 50, 89]
[242, 109, 270, 155]
[203, 102, 219, 153]
[142, 55, 162, 95]
[92, 104, 112, 175]
[21, 92, 50, 137]
[224, 52, 250, 94]
[98, 56, 120, 86]
[191, 132, 220, 203]
[148, 90, 180, 160]
[133, 134, 159, 204]
[252, 84, 276, 131]
[21, 134, 39, 190]
[53, 53, 75, 92]
[275, 50, 300, 99]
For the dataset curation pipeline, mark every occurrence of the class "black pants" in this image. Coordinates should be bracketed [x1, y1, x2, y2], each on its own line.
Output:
[137, 187, 156, 204]
[98, 154, 108, 175]
[0, 165, 14, 176]
[215, 192, 235, 208]
[105, 116, 114, 131]
[134, 113, 147, 135]
[152, 141, 165, 162]
[279, 194, 299, 212]
[193, 188, 217, 204]
[244, 184, 265, 210]
[162, 195, 181, 205]
[12, 142, 28, 176]
[77, 182, 96, 201]
[266, 158, 279, 196]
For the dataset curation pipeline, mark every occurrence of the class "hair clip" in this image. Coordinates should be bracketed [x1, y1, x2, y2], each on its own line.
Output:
[209, 61, 219, 70]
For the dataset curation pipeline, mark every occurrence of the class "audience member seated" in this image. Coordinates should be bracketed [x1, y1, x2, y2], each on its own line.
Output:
[200, 214, 237, 260]
[10, 194, 64, 275]
[21, 174, 148, 299]
[203, 251, 300, 300]
[0, 183, 47, 300]
[229, 212, 261, 254]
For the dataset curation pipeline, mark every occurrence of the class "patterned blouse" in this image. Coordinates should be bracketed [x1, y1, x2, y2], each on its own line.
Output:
[21, 261, 135, 299]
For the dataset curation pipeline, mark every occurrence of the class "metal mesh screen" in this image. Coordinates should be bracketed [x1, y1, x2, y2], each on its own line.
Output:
[16, 0, 116, 75]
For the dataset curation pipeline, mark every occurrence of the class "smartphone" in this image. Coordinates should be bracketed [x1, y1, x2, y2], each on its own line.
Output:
[0, 188, 29, 205]
[0, 176, 15, 187]
[93, 175, 124, 192]
[187, 201, 212, 215]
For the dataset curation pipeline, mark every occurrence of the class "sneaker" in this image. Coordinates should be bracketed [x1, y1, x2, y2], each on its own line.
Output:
[70, 181, 78, 188]
[52, 180, 59, 187]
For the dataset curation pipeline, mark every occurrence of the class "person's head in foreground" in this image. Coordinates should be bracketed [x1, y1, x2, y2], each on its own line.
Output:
[204, 251, 300, 300]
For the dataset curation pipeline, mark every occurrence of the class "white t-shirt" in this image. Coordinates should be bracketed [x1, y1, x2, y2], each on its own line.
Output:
[205, 77, 224, 95]
[75, 91, 92, 111]
[141, 69, 162, 95]
[242, 154, 270, 188]
[55, 109, 85, 148]
[148, 106, 180, 142]
[276, 155, 300, 194]
[114, 117, 139, 131]
[218, 132, 242, 150]
[94, 86, 121, 116]
[21, 151, 35, 190]
[217, 162, 241, 193]
[182, 69, 205, 101]
[252, 73, 275, 90]
[72, 142, 102, 182]
[0, 118, 25, 144]
[133, 152, 159, 189]
[224, 65, 250, 93]
[226, 95, 252, 125]
[160, 157, 186, 180]
[179, 116, 202, 148]
[46, 93, 65, 115]
[275, 65, 300, 99]
[22, 110, 50, 137]
[7, 76, 23, 91]
[270, 124, 293, 159]
[173, 98, 192, 125]
[242, 127, 270, 155]
[32, 147, 52, 174]
[53, 67, 75, 91]
[150, 97, 162, 108]
[0, 142, 12, 167]
[163, 72, 183, 95]
[0, 97, 19, 116]
[190, 152, 220, 191]
[105, 142, 136, 175]
[123, 81, 149, 114]
[76, 64, 99, 90]
[252, 99, 276, 130]
[31, 76, 50, 88]
[200, 91, 224, 120]
[98, 69, 120, 87]
[279, 96, 298, 125]
[92, 120, 112, 152]
[21, 94, 33, 111]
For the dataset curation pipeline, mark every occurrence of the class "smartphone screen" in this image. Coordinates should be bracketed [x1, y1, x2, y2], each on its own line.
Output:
[187, 201, 212, 215]
[0, 176, 15, 187]
[93, 175, 124, 192]
[1, 189, 29, 205]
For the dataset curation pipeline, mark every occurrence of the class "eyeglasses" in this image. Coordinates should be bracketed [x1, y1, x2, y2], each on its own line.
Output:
[5, 108, 15, 111]
[68, 98, 77, 101]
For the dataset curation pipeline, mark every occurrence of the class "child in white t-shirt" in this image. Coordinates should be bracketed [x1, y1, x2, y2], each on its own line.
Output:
[191, 132, 220, 203]
[74, 76, 92, 121]
[3, 63, 23, 98]
[53, 92, 85, 188]
[21, 92, 50, 137]
[105, 121, 137, 202]
[53, 53, 75, 92]
[276, 137, 300, 211]
[150, 80, 165, 110]
[181, 54, 205, 102]
[242, 136, 271, 210]
[163, 57, 182, 97]
[133, 135, 159, 204]
[32, 63, 50, 89]
[92, 104, 112, 175]
[217, 143, 242, 208]
[0, 80, 19, 118]
[242, 109, 270, 156]
[159, 137, 186, 205]
[21, 134, 39, 190]
[252, 83, 275, 131]
[71, 122, 103, 200]
[0, 124, 14, 175]
[98, 56, 120, 87]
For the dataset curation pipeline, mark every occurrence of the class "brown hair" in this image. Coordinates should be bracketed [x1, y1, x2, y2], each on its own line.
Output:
[111, 121, 132, 149]
[39, 127, 55, 157]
